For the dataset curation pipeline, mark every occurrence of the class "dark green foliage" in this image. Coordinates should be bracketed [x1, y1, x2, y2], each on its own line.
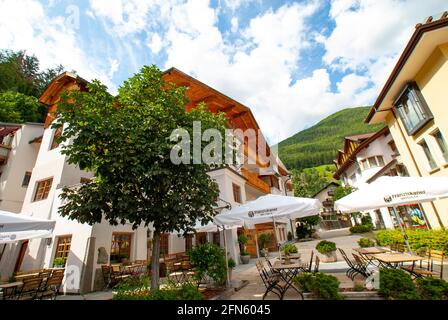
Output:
[258, 233, 271, 249]
[277, 107, 383, 170]
[282, 243, 298, 255]
[0, 91, 43, 123]
[293, 272, 343, 300]
[349, 224, 373, 234]
[332, 185, 354, 202]
[379, 268, 420, 300]
[316, 240, 336, 254]
[287, 231, 293, 241]
[238, 234, 249, 254]
[0, 50, 64, 123]
[227, 258, 236, 269]
[358, 238, 375, 248]
[292, 166, 334, 198]
[361, 215, 373, 227]
[113, 275, 151, 300]
[296, 215, 320, 239]
[416, 277, 448, 300]
[189, 243, 227, 285]
[375, 229, 448, 252]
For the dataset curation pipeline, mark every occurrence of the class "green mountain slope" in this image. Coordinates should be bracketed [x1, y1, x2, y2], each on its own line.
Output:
[277, 106, 384, 171]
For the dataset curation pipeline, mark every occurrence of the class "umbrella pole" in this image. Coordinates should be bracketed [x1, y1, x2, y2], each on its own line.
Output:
[273, 217, 281, 259]
[254, 230, 260, 259]
[0, 244, 6, 263]
[222, 226, 230, 287]
[391, 207, 413, 253]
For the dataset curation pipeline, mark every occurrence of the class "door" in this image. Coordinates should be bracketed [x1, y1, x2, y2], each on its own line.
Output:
[14, 240, 28, 273]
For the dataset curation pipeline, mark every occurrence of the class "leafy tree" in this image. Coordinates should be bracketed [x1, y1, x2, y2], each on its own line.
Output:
[54, 65, 228, 290]
[0, 91, 44, 123]
[332, 184, 354, 201]
[292, 167, 328, 198]
[0, 49, 64, 98]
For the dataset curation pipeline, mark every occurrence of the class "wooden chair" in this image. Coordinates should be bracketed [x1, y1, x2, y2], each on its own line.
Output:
[313, 256, 320, 274]
[15, 276, 43, 300]
[38, 269, 65, 300]
[352, 253, 371, 278]
[296, 251, 314, 273]
[402, 249, 445, 279]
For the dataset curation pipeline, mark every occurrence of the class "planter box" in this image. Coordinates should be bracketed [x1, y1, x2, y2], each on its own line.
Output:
[240, 255, 250, 264]
[320, 251, 337, 263]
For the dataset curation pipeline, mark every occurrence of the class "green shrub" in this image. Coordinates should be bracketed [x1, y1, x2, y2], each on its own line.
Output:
[316, 240, 336, 254]
[361, 215, 373, 227]
[238, 234, 249, 245]
[227, 258, 236, 269]
[358, 238, 375, 248]
[349, 224, 373, 234]
[240, 251, 250, 256]
[293, 272, 315, 292]
[53, 257, 66, 267]
[258, 233, 271, 249]
[287, 231, 293, 241]
[189, 243, 227, 285]
[282, 243, 298, 255]
[113, 275, 151, 300]
[353, 283, 364, 292]
[293, 272, 342, 299]
[416, 277, 448, 300]
[375, 229, 448, 252]
[296, 216, 320, 239]
[379, 268, 420, 300]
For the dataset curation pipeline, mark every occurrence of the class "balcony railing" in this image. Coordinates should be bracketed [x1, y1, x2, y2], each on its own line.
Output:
[241, 167, 270, 194]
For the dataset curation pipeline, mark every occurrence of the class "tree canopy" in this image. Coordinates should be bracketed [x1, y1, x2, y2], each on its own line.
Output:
[54, 65, 228, 289]
[0, 49, 64, 123]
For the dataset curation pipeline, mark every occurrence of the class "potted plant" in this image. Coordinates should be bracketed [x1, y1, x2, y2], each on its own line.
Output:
[316, 240, 337, 263]
[282, 243, 298, 264]
[238, 234, 250, 264]
[227, 258, 236, 282]
[53, 257, 66, 268]
[258, 233, 270, 257]
[358, 237, 375, 248]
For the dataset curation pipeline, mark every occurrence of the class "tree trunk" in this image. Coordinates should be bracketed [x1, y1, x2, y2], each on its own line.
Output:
[150, 230, 161, 290]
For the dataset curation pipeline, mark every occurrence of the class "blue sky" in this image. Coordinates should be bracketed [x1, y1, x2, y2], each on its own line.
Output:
[1, 0, 447, 144]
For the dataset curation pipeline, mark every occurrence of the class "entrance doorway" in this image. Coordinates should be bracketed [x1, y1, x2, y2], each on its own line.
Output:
[14, 240, 29, 273]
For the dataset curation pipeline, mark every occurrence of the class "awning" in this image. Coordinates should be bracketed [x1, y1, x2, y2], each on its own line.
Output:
[0, 211, 56, 244]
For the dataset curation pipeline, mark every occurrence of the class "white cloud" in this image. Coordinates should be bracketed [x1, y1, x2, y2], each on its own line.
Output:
[0, 0, 117, 92]
[147, 33, 163, 54]
[230, 17, 238, 33]
[108, 58, 120, 78]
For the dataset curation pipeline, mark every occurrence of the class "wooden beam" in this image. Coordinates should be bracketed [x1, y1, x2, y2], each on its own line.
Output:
[230, 111, 248, 119]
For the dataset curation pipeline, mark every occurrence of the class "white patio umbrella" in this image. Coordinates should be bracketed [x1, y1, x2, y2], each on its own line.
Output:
[0, 210, 56, 244]
[214, 194, 322, 258]
[334, 176, 448, 252]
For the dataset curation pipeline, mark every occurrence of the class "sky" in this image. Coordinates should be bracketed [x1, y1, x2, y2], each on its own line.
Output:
[0, 0, 447, 145]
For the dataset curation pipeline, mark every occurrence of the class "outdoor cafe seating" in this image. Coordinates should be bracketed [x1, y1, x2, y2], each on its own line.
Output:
[101, 261, 147, 290]
[0, 268, 65, 300]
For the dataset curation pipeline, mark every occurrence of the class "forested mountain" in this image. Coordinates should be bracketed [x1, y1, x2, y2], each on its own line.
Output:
[277, 106, 384, 170]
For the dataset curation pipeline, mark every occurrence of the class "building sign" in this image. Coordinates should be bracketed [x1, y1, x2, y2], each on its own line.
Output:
[248, 208, 278, 217]
[383, 191, 426, 204]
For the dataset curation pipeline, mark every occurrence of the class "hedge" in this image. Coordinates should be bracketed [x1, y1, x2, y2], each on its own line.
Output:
[375, 229, 448, 252]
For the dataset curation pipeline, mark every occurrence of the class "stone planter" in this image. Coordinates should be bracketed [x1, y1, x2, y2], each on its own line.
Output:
[240, 255, 250, 264]
[321, 250, 337, 263]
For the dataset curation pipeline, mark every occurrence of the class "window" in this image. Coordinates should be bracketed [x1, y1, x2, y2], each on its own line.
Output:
[368, 156, 378, 168]
[212, 232, 220, 245]
[159, 233, 169, 257]
[432, 130, 448, 163]
[232, 183, 242, 203]
[377, 155, 385, 166]
[388, 140, 398, 154]
[21, 171, 32, 187]
[50, 126, 63, 150]
[33, 178, 53, 201]
[110, 233, 132, 263]
[360, 159, 368, 170]
[419, 140, 437, 170]
[54, 235, 72, 261]
[395, 82, 433, 135]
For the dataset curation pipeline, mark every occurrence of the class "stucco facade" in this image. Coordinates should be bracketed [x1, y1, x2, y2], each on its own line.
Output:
[367, 17, 448, 229]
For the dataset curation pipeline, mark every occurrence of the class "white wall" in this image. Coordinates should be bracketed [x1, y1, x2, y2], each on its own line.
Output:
[0, 124, 43, 213]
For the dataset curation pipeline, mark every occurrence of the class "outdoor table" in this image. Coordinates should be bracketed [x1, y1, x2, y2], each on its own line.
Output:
[353, 247, 390, 255]
[372, 253, 424, 269]
[271, 261, 304, 298]
[0, 281, 23, 300]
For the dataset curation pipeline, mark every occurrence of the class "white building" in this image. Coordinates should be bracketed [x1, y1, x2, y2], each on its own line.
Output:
[333, 127, 408, 229]
[1, 69, 294, 292]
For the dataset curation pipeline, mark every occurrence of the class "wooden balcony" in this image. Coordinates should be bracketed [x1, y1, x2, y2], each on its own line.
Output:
[241, 167, 270, 194]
